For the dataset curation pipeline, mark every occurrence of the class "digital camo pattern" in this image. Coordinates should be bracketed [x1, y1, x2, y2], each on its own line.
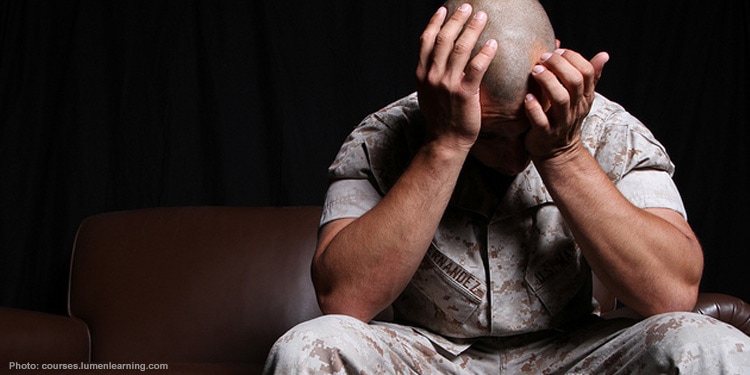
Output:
[264, 92, 750, 374]
[322, 92, 685, 346]
[265, 313, 750, 374]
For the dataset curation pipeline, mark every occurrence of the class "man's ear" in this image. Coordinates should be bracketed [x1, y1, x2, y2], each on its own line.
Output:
[555, 39, 561, 49]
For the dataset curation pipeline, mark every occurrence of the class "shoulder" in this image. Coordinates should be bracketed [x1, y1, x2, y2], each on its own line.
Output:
[328, 93, 425, 192]
[583, 93, 658, 142]
[582, 93, 675, 182]
[337, 93, 422, 149]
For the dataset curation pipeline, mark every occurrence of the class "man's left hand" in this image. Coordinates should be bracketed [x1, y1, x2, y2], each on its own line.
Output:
[523, 49, 609, 160]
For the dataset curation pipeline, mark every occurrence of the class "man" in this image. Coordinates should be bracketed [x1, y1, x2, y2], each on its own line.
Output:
[265, 0, 750, 373]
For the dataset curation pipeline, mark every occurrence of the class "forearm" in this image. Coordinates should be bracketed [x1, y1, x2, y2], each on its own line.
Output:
[313, 141, 469, 321]
[533, 144, 703, 316]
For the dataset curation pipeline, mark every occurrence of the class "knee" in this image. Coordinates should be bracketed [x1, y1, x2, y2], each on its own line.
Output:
[641, 312, 736, 347]
[270, 314, 367, 355]
[640, 312, 750, 370]
[264, 315, 370, 374]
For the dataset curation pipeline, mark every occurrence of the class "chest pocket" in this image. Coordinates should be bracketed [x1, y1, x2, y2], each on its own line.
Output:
[405, 245, 486, 324]
[523, 206, 593, 320]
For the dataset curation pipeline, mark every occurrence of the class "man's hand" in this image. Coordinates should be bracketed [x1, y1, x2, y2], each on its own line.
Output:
[525, 50, 703, 315]
[416, 4, 498, 152]
[524, 49, 610, 160]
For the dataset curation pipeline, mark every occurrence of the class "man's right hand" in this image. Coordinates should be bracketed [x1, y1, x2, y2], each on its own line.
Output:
[416, 4, 497, 152]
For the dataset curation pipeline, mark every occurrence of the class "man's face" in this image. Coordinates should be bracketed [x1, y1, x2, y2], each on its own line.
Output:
[470, 92, 531, 176]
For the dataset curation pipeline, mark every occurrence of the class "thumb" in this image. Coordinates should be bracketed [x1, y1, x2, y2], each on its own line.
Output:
[590, 52, 610, 85]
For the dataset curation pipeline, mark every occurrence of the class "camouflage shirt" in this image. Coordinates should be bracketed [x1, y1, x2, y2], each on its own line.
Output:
[321, 92, 686, 353]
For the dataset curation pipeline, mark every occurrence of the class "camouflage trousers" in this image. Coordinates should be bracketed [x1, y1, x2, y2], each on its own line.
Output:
[264, 312, 750, 374]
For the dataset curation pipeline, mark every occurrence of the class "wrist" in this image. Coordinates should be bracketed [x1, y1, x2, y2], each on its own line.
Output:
[530, 140, 587, 168]
[422, 137, 473, 164]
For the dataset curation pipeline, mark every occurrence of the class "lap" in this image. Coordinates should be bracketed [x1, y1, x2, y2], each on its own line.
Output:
[503, 311, 750, 374]
[264, 312, 750, 374]
[264, 315, 482, 374]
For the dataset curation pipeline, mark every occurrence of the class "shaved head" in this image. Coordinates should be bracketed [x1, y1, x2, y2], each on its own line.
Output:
[444, 0, 555, 105]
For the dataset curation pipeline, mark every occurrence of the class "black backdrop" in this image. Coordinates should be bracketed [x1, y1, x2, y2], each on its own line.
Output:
[1, 1, 748, 315]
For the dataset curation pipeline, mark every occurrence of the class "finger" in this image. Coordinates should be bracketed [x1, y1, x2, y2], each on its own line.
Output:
[531, 63, 570, 113]
[417, 7, 448, 79]
[556, 49, 609, 98]
[540, 50, 585, 102]
[524, 93, 550, 130]
[463, 38, 498, 91]
[430, 3, 473, 72]
[446, 10, 489, 75]
[589, 51, 610, 86]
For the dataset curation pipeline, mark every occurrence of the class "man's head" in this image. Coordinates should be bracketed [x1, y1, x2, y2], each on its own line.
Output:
[443, 0, 556, 175]
[443, 0, 556, 105]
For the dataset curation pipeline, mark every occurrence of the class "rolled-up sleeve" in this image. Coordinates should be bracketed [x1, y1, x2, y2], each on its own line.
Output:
[585, 94, 689, 220]
[615, 169, 687, 219]
[320, 179, 382, 227]
[320, 94, 420, 228]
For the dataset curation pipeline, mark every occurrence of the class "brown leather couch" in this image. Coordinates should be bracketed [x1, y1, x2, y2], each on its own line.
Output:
[1, 206, 748, 374]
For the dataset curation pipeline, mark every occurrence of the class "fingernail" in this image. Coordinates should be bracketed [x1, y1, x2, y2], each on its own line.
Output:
[540, 52, 552, 62]
[474, 11, 486, 20]
[486, 39, 497, 48]
[525, 93, 536, 102]
[458, 3, 470, 12]
[554, 48, 565, 55]
[532, 65, 546, 74]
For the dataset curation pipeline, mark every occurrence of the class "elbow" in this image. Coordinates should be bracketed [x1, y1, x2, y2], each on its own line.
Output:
[658, 288, 700, 315]
[312, 269, 376, 322]
[649, 241, 704, 315]
[314, 287, 340, 316]
[315, 289, 376, 322]
[640, 280, 701, 317]
[312, 260, 387, 322]
[312, 271, 350, 317]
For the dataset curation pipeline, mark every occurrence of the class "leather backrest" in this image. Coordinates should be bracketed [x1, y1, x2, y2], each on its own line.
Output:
[68, 206, 323, 364]
[693, 293, 750, 336]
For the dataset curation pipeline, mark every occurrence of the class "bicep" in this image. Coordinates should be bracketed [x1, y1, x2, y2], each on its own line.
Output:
[644, 207, 700, 245]
[315, 218, 356, 260]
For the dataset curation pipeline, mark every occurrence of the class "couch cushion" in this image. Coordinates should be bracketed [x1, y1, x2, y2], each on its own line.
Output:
[68, 206, 323, 365]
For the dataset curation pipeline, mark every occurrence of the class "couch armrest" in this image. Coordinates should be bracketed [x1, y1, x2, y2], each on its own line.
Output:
[0, 307, 90, 363]
[692, 293, 750, 336]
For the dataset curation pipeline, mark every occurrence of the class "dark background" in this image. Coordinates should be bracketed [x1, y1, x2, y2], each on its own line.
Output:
[1, 1, 748, 315]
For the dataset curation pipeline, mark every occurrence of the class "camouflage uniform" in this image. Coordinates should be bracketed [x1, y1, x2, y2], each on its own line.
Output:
[264, 93, 750, 374]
